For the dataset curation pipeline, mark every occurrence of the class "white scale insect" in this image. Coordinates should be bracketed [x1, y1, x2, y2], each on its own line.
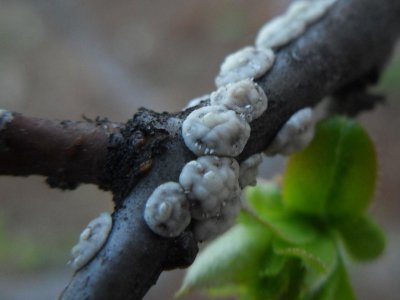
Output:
[210, 79, 268, 122]
[256, 0, 337, 50]
[238, 153, 263, 188]
[192, 197, 241, 242]
[182, 105, 250, 157]
[144, 182, 191, 238]
[215, 46, 275, 88]
[179, 156, 241, 221]
[265, 107, 315, 156]
[70, 212, 113, 271]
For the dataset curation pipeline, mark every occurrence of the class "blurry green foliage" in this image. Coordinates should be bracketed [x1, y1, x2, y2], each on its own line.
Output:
[178, 117, 385, 300]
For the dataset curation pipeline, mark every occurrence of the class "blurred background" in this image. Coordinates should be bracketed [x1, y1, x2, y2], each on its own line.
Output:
[0, 1, 398, 299]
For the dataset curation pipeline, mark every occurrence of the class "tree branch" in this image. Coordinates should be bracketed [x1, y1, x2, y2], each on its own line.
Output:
[0, 112, 123, 189]
[1, 0, 399, 299]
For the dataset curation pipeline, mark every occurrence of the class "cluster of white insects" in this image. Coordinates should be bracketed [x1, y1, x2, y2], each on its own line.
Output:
[147, 74, 268, 241]
[143, 0, 337, 241]
[70, 0, 337, 270]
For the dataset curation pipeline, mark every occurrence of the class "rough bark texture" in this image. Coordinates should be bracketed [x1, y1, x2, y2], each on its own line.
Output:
[0, 0, 399, 299]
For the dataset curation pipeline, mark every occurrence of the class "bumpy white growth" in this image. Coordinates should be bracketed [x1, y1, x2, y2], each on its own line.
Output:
[210, 79, 268, 122]
[192, 196, 241, 242]
[70, 212, 112, 271]
[182, 105, 250, 157]
[179, 156, 240, 220]
[285, 0, 311, 18]
[286, 0, 337, 25]
[144, 182, 191, 238]
[256, 15, 306, 50]
[175, 0, 338, 243]
[239, 153, 263, 188]
[256, 0, 337, 50]
[0, 109, 13, 131]
[265, 107, 315, 156]
[215, 46, 275, 87]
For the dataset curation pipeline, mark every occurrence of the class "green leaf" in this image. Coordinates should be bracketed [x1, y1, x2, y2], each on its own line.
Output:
[244, 184, 318, 245]
[283, 117, 377, 221]
[237, 209, 263, 227]
[176, 224, 270, 297]
[247, 258, 305, 300]
[279, 259, 307, 300]
[308, 258, 356, 300]
[272, 217, 319, 245]
[273, 232, 337, 275]
[337, 214, 386, 261]
[240, 208, 318, 245]
[246, 182, 285, 219]
[206, 285, 245, 298]
[259, 250, 287, 277]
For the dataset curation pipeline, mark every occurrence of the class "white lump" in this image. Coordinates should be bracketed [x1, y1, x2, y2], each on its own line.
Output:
[265, 107, 315, 156]
[210, 79, 268, 122]
[286, 0, 337, 25]
[70, 212, 112, 271]
[182, 105, 250, 157]
[179, 156, 241, 220]
[256, 0, 337, 50]
[144, 182, 191, 238]
[192, 196, 241, 242]
[215, 46, 275, 87]
[238, 153, 263, 188]
[256, 15, 306, 50]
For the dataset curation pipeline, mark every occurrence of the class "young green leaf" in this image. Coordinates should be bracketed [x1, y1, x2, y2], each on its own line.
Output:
[245, 184, 318, 244]
[206, 285, 245, 298]
[245, 182, 285, 219]
[337, 214, 386, 261]
[273, 232, 337, 275]
[240, 208, 318, 245]
[259, 250, 287, 277]
[248, 259, 304, 300]
[272, 217, 319, 245]
[308, 258, 356, 300]
[279, 259, 307, 300]
[283, 117, 377, 221]
[176, 224, 270, 297]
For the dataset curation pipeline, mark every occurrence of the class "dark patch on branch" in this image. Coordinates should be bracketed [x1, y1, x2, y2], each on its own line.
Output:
[101, 109, 171, 205]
